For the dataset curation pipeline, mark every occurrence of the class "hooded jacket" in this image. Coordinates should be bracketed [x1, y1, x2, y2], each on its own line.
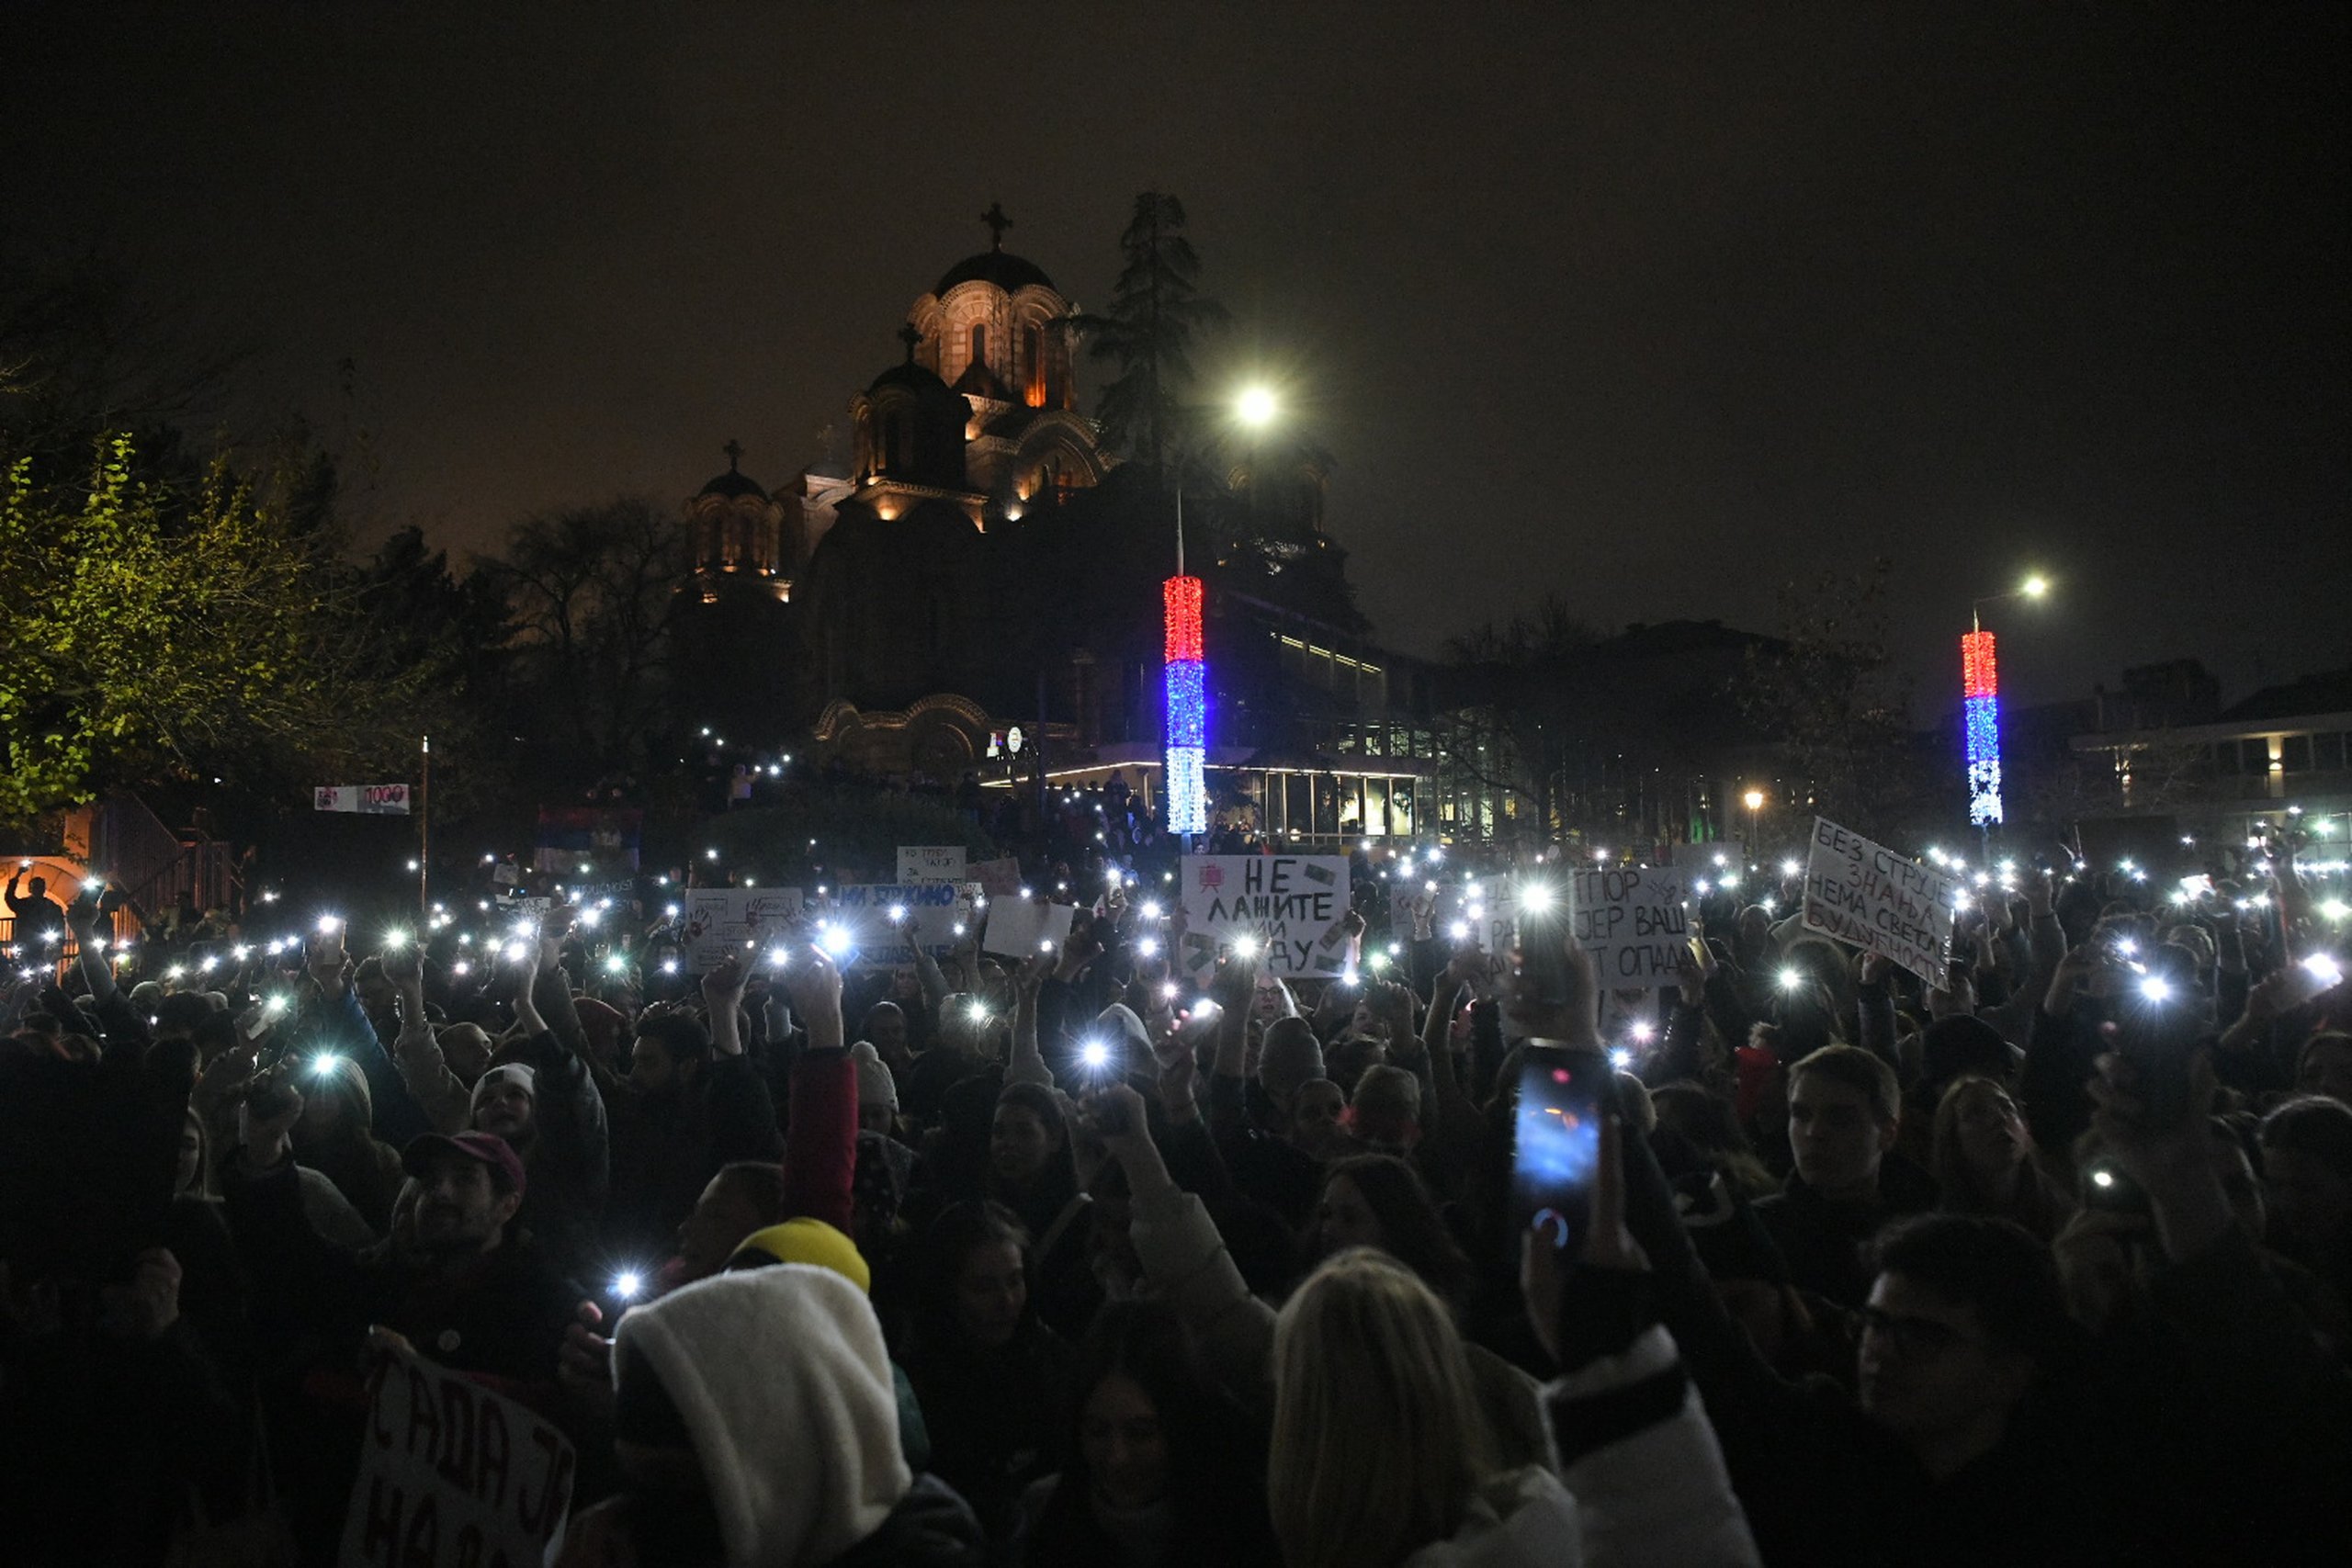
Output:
[614, 1265, 924, 1566]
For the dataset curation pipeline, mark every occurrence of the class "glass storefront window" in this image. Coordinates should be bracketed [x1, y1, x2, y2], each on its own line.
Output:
[1365, 777, 1388, 834]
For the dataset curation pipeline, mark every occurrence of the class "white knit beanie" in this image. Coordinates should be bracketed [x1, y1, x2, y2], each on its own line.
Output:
[848, 1040, 899, 1111]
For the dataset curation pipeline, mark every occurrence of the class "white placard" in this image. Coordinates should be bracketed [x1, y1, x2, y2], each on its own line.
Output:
[1179, 855, 1352, 976]
[896, 845, 968, 884]
[982, 897, 1077, 959]
[682, 887, 806, 973]
[1801, 817, 1958, 985]
[1569, 864, 1694, 988]
[338, 1334, 574, 1567]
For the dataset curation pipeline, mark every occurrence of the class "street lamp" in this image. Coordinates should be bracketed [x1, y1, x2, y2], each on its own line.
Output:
[1236, 385, 1278, 429]
[1962, 574, 2051, 836]
[1743, 788, 1765, 861]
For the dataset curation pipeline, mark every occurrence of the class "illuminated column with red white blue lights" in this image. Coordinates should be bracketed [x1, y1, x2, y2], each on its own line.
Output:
[1163, 574, 1208, 835]
[1962, 629, 2002, 827]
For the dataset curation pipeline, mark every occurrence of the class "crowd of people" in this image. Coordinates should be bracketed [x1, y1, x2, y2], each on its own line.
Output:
[2, 827, 2348, 1566]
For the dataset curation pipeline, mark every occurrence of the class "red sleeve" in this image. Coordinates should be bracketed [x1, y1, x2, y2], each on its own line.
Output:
[781, 1051, 857, 1233]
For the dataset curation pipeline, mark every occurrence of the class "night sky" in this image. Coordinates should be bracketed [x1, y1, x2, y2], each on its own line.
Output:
[11, 2, 2346, 716]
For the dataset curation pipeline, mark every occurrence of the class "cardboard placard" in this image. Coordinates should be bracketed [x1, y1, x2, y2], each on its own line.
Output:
[338, 1333, 574, 1567]
[1801, 817, 1957, 985]
[1569, 864, 1693, 988]
[895, 845, 968, 884]
[1179, 855, 1351, 976]
[970, 857, 1024, 897]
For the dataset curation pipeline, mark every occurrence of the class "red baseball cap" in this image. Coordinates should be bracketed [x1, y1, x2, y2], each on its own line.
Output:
[401, 1130, 527, 1199]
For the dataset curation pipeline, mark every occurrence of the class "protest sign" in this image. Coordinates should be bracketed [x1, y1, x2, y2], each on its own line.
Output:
[982, 897, 1076, 959]
[818, 882, 975, 966]
[896, 845, 968, 884]
[314, 784, 411, 815]
[338, 1332, 574, 1568]
[970, 856, 1024, 897]
[1569, 864, 1693, 988]
[682, 887, 806, 972]
[1802, 817, 1957, 985]
[1179, 855, 1351, 976]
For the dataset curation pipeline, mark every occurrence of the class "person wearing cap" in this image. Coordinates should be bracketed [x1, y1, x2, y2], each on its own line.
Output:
[390, 933, 610, 1275]
[221, 1085, 581, 1390]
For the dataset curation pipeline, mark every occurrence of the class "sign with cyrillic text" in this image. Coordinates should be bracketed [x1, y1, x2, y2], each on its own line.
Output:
[1802, 818, 1957, 985]
[1180, 855, 1351, 976]
[338, 1332, 573, 1567]
[1570, 865, 1693, 989]
[896, 845, 969, 885]
[817, 882, 976, 966]
[315, 784, 411, 815]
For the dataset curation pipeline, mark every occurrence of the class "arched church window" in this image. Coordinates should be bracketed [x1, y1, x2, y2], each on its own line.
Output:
[968, 323, 987, 376]
[1023, 324, 1045, 408]
[881, 413, 903, 473]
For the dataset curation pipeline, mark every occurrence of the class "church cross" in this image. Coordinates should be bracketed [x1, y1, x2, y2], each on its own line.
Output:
[721, 438, 744, 471]
[980, 201, 1012, 251]
[898, 322, 922, 363]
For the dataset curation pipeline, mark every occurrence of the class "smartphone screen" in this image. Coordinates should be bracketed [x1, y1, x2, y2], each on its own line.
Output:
[1514, 882, 1575, 1009]
[1511, 1044, 1607, 1256]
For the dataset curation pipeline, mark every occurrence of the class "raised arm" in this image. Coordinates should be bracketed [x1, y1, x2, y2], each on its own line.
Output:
[384, 942, 469, 1134]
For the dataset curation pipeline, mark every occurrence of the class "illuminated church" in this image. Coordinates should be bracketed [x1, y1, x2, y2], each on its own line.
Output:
[673, 210, 1440, 842]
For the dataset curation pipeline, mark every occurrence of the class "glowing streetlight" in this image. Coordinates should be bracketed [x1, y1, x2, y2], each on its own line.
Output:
[1236, 385, 1278, 428]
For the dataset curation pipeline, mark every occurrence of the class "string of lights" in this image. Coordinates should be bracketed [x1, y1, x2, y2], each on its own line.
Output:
[1962, 628, 2002, 827]
[1163, 574, 1208, 834]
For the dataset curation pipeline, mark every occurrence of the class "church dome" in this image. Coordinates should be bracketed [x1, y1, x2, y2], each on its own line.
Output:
[868, 358, 956, 399]
[698, 468, 769, 502]
[933, 249, 1055, 296]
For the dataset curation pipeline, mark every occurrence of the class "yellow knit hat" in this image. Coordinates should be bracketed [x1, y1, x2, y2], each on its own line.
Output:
[729, 1218, 871, 1294]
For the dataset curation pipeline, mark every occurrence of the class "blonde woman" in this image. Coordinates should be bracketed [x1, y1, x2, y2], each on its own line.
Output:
[1268, 1116, 1759, 1568]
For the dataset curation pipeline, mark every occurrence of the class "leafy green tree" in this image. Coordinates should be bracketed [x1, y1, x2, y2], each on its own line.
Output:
[1072, 193, 1229, 471]
[0, 435, 429, 824]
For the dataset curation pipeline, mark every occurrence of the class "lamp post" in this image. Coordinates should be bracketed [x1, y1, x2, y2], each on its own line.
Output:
[1743, 787, 1765, 863]
[1962, 574, 2049, 849]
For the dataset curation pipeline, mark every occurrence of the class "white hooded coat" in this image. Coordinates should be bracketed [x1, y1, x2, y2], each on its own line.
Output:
[614, 1264, 913, 1566]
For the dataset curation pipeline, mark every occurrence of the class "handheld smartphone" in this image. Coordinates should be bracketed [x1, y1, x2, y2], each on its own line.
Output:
[2108, 987, 2201, 1129]
[1514, 881, 1575, 1010]
[1510, 1044, 1609, 1259]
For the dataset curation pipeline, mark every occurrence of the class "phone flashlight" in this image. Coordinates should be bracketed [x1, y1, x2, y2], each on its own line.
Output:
[2303, 953, 2345, 990]
[660, 958, 679, 975]
[611, 1271, 643, 1302]
[1608, 1047, 1633, 1069]
[605, 954, 628, 975]
[1777, 968, 1804, 992]
[311, 1054, 344, 1077]
[2138, 976, 2172, 1002]
[1080, 1040, 1112, 1072]
[1160, 982, 1181, 1001]
[1136, 937, 1159, 957]
[888, 904, 908, 923]
[83, 877, 104, 893]
[317, 916, 342, 934]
